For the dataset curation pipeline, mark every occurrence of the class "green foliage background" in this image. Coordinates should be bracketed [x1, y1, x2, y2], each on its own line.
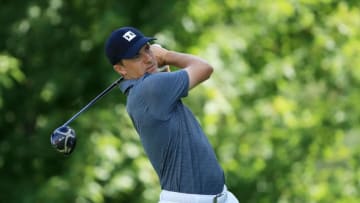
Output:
[1, 0, 359, 202]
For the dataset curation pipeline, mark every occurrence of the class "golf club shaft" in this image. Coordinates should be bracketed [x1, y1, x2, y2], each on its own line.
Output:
[62, 77, 123, 127]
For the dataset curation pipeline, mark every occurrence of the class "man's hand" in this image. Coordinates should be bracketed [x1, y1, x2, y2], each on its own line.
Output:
[151, 44, 169, 67]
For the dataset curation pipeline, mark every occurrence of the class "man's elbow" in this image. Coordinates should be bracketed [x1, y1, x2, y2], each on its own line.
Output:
[205, 64, 214, 79]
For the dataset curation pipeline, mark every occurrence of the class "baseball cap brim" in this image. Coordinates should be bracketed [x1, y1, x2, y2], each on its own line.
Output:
[121, 37, 156, 59]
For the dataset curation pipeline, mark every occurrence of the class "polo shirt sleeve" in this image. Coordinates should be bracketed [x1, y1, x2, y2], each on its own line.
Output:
[142, 70, 189, 119]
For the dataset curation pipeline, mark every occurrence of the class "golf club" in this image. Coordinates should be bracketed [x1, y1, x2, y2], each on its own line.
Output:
[50, 77, 123, 155]
[50, 66, 169, 155]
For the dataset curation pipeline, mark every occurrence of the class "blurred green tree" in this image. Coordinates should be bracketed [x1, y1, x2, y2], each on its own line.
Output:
[0, 0, 359, 202]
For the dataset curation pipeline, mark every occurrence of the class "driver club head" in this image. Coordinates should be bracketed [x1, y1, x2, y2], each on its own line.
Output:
[50, 126, 77, 155]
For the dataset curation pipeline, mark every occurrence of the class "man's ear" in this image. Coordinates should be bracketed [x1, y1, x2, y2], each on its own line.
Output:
[113, 64, 126, 76]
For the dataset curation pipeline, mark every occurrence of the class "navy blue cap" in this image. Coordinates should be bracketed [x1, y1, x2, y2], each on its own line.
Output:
[105, 27, 155, 65]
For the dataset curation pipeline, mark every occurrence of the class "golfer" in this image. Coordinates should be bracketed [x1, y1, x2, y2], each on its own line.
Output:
[105, 26, 239, 203]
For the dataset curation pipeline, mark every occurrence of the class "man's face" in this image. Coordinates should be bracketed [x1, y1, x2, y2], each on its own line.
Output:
[114, 43, 159, 79]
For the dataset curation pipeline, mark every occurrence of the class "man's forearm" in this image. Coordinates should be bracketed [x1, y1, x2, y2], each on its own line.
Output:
[163, 51, 207, 69]
[164, 50, 213, 89]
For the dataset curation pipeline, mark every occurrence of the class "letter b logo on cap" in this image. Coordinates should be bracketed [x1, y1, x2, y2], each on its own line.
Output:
[123, 31, 136, 42]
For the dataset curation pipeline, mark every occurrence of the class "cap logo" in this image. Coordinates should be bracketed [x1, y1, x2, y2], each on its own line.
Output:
[122, 31, 136, 42]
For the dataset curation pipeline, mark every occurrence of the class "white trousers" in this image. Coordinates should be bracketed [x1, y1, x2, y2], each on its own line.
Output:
[158, 185, 239, 203]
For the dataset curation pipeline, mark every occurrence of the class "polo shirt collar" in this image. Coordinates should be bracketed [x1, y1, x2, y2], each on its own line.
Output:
[119, 73, 150, 95]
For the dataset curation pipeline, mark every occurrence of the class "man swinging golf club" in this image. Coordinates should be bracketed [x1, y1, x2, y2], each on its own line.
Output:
[105, 26, 239, 203]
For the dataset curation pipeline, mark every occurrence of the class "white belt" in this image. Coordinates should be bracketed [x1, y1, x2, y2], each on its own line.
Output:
[159, 185, 228, 203]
